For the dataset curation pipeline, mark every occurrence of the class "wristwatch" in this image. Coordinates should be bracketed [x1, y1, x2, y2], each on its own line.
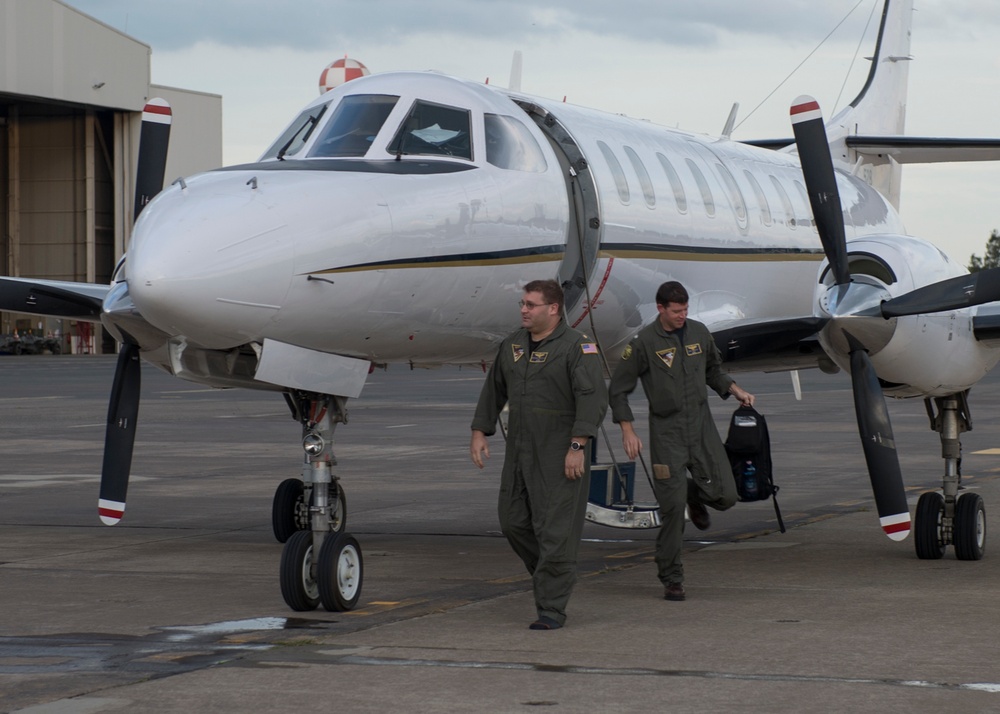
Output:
[569, 441, 584, 451]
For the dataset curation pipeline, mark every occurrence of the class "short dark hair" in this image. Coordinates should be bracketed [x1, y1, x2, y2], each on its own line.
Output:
[655, 281, 688, 307]
[523, 279, 564, 312]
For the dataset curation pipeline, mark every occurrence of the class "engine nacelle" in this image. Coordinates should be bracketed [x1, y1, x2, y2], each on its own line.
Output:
[814, 234, 1000, 397]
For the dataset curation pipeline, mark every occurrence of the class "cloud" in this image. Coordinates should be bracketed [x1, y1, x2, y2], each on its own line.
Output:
[68, 0, 889, 52]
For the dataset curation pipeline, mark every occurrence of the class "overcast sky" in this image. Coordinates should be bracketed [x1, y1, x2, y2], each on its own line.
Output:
[65, 0, 1000, 266]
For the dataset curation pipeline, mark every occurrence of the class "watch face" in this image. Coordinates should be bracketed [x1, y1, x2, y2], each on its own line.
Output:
[571, 442, 582, 451]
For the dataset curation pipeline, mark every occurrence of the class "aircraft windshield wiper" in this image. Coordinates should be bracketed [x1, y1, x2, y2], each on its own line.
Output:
[277, 112, 322, 161]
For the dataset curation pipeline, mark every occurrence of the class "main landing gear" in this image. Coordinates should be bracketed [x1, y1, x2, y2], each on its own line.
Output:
[914, 391, 986, 561]
[274, 391, 363, 611]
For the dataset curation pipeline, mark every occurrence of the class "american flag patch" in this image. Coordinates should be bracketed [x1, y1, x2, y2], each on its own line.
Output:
[581, 343, 598, 355]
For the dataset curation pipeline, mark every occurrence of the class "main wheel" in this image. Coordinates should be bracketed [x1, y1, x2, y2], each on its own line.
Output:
[279, 530, 320, 611]
[317, 532, 363, 612]
[272, 478, 305, 543]
[953, 492, 986, 561]
[914, 491, 946, 560]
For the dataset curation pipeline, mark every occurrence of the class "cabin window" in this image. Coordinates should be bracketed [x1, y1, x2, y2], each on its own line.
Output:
[262, 104, 329, 160]
[768, 175, 795, 228]
[484, 114, 547, 172]
[623, 146, 655, 208]
[715, 163, 747, 226]
[387, 100, 473, 160]
[309, 94, 399, 158]
[792, 180, 814, 228]
[656, 153, 687, 213]
[684, 158, 715, 217]
[743, 170, 772, 226]
[597, 141, 630, 204]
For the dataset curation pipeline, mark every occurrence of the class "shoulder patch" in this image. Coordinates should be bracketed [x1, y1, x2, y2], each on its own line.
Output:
[581, 342, 599, 355]
[621, 344, 633, 361]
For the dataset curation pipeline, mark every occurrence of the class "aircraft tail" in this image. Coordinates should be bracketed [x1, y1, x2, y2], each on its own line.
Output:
[825, 0, 914, 208]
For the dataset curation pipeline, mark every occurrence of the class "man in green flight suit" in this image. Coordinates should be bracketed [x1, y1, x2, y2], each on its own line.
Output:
[609, 281, 754, 602]
[471, 279, 608, 630]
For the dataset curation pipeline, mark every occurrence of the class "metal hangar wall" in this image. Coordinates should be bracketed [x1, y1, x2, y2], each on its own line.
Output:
[0, 0, 222, 353]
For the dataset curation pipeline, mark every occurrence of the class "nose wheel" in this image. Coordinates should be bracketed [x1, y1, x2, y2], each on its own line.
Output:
[914, 393, 985, 561]
[277, 392, 364, 611]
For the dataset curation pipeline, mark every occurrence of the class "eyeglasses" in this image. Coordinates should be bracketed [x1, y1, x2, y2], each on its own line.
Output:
[519, 300, 552, 310]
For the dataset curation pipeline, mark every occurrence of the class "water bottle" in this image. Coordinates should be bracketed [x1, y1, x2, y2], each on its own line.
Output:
[741, 460, 758, 500]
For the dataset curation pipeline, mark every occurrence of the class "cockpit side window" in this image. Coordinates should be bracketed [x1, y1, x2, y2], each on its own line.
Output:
[261, 104, 329, 160]
[309, 94, 399, 158]
[387, 100, 472, 160]
[484, 114, 547, 172]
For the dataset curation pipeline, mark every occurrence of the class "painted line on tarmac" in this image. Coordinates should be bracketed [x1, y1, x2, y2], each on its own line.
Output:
[324, 653, 1000, 694]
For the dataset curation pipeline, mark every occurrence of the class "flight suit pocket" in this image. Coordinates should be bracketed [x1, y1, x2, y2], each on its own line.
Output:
[653, 464, 671, 480]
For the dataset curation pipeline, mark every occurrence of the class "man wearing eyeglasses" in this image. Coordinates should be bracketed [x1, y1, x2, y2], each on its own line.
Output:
[470, 279, 608, 631]
[609, 281, 755, 603]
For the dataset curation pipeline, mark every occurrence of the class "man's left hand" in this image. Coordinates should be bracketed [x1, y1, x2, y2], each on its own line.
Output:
[730, 384, 755, 408]
[565, 448, 586, 480]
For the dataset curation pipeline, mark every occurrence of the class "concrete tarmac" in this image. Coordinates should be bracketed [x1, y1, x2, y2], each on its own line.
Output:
[2, 356, 999, 712]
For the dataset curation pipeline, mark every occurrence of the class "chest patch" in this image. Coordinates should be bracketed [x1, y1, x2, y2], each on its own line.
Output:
[656, 347, 676, 368]
[685, 343, 703, 357]
[530, 352, 548, 363]
[512, 345, 524, 362]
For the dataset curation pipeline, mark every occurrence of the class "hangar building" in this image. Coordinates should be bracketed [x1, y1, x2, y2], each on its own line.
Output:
[1, 0, 222, 353]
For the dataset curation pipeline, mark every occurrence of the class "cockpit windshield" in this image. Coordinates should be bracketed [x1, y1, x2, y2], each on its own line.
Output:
[261, 104, 329, 161]
[309, 94, 399, 158]
[387, 100, 472, 160]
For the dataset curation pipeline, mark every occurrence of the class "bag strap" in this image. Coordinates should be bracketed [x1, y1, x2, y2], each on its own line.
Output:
[770, 483, 785, 533]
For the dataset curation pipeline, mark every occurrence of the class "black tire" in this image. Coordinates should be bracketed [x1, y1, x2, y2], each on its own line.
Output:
[272, 478, 305, 543]
[12, 343, 21, 355]
[50, 343, 61, 355]
[317, 532, 363, 612]
[914, 491, 946, 560]
[279, 530, 320, 611]
[953, 492, 986, 561]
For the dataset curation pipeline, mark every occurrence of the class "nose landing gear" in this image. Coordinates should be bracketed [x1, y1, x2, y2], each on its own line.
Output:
[914, 392, 986, 561]
[276, 392, 364, 611]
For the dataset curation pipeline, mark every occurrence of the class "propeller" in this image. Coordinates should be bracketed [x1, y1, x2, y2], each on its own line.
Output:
[97, 99, 172, 525]
[876, 267, 1000, 318]
[790, 95, 910, 540]
[99, 343, 142, 525]
[844, 332, 911, 540]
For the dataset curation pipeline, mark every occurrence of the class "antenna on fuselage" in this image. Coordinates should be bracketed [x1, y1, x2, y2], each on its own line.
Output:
[721, 102, 739, 139]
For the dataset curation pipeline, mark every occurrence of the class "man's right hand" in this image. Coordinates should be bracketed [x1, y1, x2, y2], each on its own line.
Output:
[470, 430, 490, 469]
[620, 422, 643, 460]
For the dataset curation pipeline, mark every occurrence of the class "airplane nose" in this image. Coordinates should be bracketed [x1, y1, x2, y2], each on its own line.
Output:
[127, 176, 295, 348]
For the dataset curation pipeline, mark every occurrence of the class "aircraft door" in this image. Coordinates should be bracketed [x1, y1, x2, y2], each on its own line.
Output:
[514, 101, 601, 316]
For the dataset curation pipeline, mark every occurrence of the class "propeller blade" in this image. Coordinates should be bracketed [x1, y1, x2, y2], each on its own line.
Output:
[790, 96, 850, 286]
[844, 332, 911, 541]
[879, 266, 1000, 318]
[98, 344, 142, 525]
[133, 98, 172, 221]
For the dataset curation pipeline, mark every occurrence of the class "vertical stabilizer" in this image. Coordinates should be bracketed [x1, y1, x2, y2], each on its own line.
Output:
[826, 0, 914, 208]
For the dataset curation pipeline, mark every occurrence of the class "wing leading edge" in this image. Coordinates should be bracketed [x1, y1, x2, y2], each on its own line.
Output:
[0, 277, 108, 322]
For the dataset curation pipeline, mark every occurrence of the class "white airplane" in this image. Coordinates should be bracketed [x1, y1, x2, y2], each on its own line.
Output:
[3, 0, 1000, 611]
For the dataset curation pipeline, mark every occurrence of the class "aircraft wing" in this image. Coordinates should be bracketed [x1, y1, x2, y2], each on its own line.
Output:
[973, 303, 1000, 347]
[741, 136, 1000, 164]
[710, 316, 829, 373]
[0, 276, 108, 322]
[845, 136, 1000, 164]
